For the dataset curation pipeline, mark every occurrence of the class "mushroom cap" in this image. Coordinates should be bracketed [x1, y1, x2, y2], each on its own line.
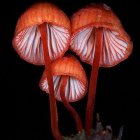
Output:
[40, 55, 88, 102]
[12, 2, 71, 65]
[71, 3, 133, 67]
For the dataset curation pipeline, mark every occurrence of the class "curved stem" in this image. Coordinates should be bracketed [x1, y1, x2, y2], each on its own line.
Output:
[85, 28, 103, 136]
[60, 76, 83, 132]
[39, 23, 62, 140]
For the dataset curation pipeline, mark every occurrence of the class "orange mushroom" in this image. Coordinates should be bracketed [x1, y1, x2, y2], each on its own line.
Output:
[12, 2, 70, 140]
[40, 55, 88, 133]
[71, 3, 133, 135]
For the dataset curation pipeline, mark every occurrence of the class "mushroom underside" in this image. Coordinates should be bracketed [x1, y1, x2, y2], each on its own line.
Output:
[71, 27, 128, 66]
[14, 24, 70, 64]
[41, 75, 86, 102]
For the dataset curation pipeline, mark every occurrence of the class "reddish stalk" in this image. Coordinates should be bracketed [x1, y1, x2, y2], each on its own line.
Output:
[85, 28, 103, 136]
[39, 23, 62, 140]
[60, 76, 83, 132]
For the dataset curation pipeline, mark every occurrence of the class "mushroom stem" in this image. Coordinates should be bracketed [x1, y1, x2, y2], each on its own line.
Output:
[85, 28, 103, 136]
[60, 76, 83, 132]
[39, 23, 62, 140]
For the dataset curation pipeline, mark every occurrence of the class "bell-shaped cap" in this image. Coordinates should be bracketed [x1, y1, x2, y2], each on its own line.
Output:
[40, 55, 88, 102]
[12, 2, 71, 65]
[71, 3, 132, 67]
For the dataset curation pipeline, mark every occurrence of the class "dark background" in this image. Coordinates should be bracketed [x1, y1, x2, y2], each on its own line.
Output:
[0, 0, 139, 140]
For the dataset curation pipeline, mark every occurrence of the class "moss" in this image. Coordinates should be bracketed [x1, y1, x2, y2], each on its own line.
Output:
[63, 114, 123, 140]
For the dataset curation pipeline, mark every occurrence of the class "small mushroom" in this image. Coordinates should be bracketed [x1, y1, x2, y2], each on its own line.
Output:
[40, 55, 88, 133]
[71, 3, 133, 135]
[12, 2, 70, 140]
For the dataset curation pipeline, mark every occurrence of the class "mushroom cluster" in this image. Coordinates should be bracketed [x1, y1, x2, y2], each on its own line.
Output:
[13, 2, 132, 140]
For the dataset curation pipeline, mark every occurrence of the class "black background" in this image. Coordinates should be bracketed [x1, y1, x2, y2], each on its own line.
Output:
[0, 0, 139, 140]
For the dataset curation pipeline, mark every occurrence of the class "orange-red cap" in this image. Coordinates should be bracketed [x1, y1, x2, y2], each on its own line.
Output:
[40, 55, 88, 102]
[71, 3, 133, 67]
[12, 2, 71, 65]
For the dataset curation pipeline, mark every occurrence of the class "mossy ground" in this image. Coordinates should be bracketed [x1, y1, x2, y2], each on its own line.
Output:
[63, 115, 123, 140]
